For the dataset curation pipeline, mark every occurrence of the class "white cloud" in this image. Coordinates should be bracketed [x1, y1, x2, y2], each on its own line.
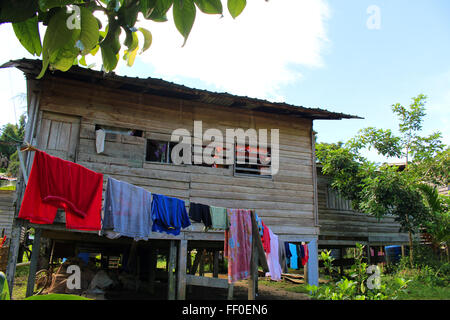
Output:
[123, 0, 331, 101]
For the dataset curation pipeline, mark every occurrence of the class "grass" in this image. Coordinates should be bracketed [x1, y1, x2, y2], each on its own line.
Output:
[259, 279, 310, 294]
[0, 185, 15, 191]
[383, 273, 450, 300]
[12, 264, 29, 300]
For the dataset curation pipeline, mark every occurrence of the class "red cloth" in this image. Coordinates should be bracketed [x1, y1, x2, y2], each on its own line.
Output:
[18, 150, 103, 231]
[301, 244, 309, 266]
[261, 220, 271, 254]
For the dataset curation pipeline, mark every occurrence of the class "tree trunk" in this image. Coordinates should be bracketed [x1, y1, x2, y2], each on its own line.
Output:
[408, 230, 413, 268]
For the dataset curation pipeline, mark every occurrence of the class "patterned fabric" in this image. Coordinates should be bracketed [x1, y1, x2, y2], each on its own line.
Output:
[224, 209, 253, 283]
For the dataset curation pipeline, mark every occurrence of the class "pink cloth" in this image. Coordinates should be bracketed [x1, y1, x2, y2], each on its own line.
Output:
[264, 227, 282, 281]
[224, 209, 253, 283]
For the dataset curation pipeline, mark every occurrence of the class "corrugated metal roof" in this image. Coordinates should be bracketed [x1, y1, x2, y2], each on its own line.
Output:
[2, 58, 362, 120]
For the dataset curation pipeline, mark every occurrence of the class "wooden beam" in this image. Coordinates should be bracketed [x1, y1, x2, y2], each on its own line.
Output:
[177, 239, 187, 300]
[25, 228, 42, 297]
[167, 240, 176, 300]
[185, 274, 228, 289]
[227, 283, 234, 300]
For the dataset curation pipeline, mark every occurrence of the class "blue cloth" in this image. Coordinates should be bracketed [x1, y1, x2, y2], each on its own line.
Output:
[284, 242, 292, 259]
[289, 243, 298, 269]
[299, 243, 305, 259]
[151, 194, 191, 235]
[103, 177, 153, 240]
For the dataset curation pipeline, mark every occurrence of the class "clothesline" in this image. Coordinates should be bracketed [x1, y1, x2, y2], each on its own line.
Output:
[18, 147, 309, 283]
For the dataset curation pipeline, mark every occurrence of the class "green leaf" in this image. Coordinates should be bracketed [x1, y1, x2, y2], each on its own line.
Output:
[124, 29, 139, 51]
[118, 0, 140, 27]
[37, 8, 80, 79]
[100, 22, 122, 72]
[140, 0, 157, 19]
[125, 46, 139, 66]
[148, 0, 173, 22]
[39, 0, 85, 11]
[173, 0, 196, 47]
[138, 27, 152, 53]
[227, 0, 246, 19]
[12, 15, 42, 56]
[79, 55, 87, 66]
[0, 0, 38, 23]
[78, 8, 100, 55]
[194, 0, 222, 14]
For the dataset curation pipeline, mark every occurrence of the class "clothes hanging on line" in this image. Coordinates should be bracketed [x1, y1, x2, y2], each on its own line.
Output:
[301, 244, 309, 266]
[289, 243, 298, 269]
[264, 227, 282, 281]
[151, 193, 191, 236]
[189, 202, 212, 229]
[18, 150, 103, 231]
[224, 209, 253, 283]
[95, 129, 105, 154]
[209, 206, 228, 230]
[261, 220, 271, 254]
[102, 177, 153, 241]
[255, 213, 264, 237]
[285, 242, 292, 260]
[278, 238, 289, 273]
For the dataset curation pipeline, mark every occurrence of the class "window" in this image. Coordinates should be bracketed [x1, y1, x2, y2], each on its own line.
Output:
[146, 140, 177, 163]
[234, 143, 272, 178]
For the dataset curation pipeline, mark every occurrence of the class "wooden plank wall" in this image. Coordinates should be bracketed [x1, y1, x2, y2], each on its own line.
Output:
[36, 77, 318, 239]
[0, 190, 16, 238]
[317, 171, 409, 246]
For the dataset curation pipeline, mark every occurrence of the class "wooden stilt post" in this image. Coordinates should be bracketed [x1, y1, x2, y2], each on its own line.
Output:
[307, 239, 319, 287]
[227, 283, 234, 300]
[190, 249, 203, 275]
[199, 249, 206, 276]
[167, 240, 176, 300]
[213, 251, 219, 278]
[148, 247, 157, 294]
[177, 239, 187, 300]
[6, 219, 24, 297]
[25, 228, 42, 297]
[401, 245, 405, 258]
[367, 244, 371, 264]
[248, 237, 259, 300]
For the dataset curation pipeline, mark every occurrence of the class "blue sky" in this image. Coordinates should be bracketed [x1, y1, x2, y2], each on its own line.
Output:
[0, 0, 449, 163]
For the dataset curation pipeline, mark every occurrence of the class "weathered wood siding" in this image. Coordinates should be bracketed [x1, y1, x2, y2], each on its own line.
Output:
[0, 190, 16, 238]
[34, 77, 318, 239]
[317, 170, 409, 246]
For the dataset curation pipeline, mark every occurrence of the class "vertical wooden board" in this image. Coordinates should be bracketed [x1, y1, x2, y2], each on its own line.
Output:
[167, 240, 177, 300]
[36, 118, 51, 149]
[57, 122, 72, 151]
[47, 121, 61, 150]
[25, 228, 42, 297]
[177, 240, 188, 300]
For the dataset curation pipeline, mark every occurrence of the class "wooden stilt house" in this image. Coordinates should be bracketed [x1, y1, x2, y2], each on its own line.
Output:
[2, 58, 358, 300]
